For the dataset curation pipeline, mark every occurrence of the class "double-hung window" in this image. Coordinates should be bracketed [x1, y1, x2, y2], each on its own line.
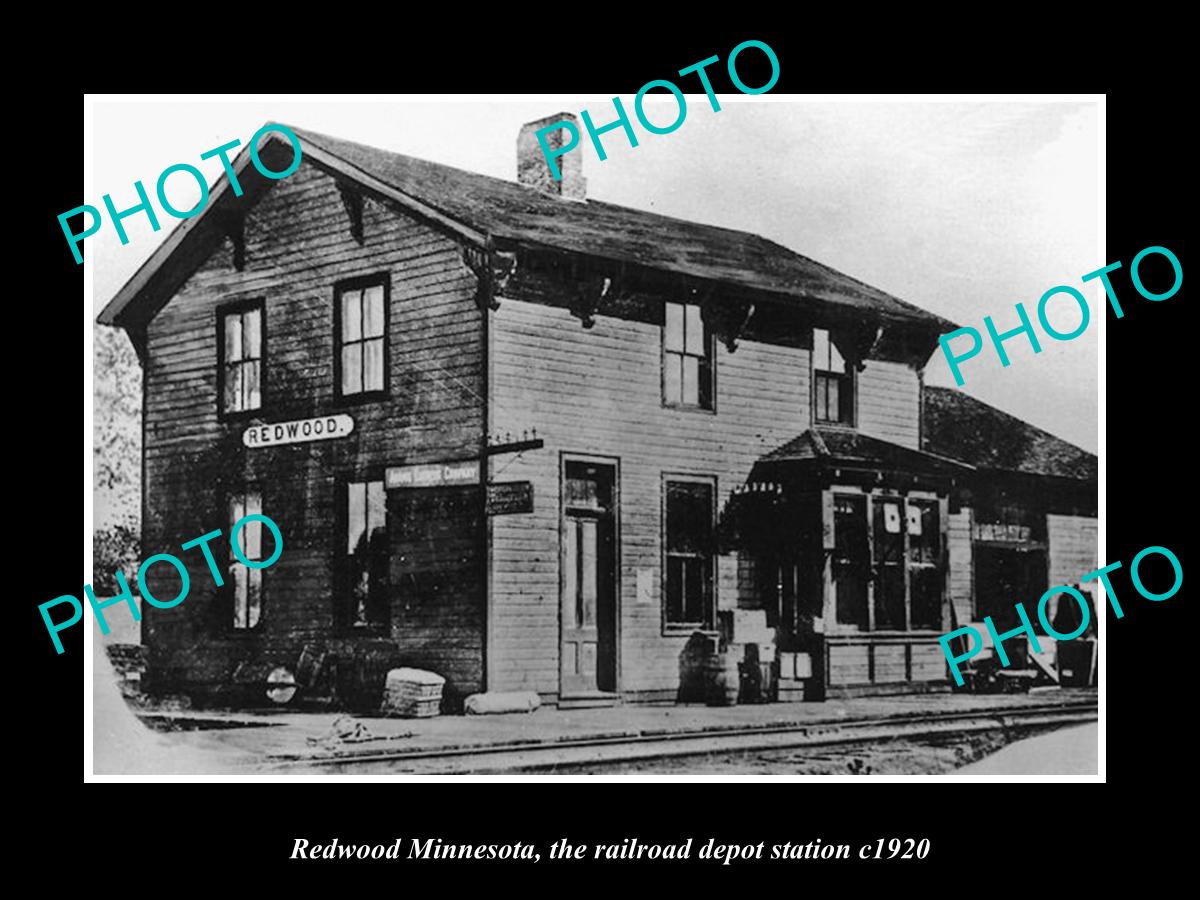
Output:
[664, 477, 716, 629]
[337, 278, 388, 397]
[664, 302, 713, 409]
[813, 327, 853, 425]
[229, 490, 264, 630]
[220, 302, 263, 414]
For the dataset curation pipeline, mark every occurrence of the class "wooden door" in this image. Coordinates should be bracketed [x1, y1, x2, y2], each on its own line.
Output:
[561, 461, 617, 696]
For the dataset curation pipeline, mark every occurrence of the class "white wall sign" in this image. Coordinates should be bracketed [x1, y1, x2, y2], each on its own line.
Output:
[243, 414, 355, 448]
[386, 459, 480, 489]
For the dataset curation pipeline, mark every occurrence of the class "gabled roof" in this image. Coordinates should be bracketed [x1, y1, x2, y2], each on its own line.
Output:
[922, 386, 1097, 482]
[98, 122, 957, 333]
[760, 426, 973, 476]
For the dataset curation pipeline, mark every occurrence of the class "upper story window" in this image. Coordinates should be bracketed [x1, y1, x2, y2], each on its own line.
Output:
[663, 302, 713, 410]
[813, 327, 853, 426]
[220, 301, 263, 415]
[336, 277, 388, 398]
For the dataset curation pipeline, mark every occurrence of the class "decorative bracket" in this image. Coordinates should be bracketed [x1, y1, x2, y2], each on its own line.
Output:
[216, 210, 245, 272]
[571, 274, 616, 329]
[463, 246, 518, 312]
[720, 302, 757, 353]
[842, 324, 885, 371]
[338, 183, 364, 245]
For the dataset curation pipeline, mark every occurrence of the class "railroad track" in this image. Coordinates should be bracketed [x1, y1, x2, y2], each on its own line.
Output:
[264, 699, 1098, 774]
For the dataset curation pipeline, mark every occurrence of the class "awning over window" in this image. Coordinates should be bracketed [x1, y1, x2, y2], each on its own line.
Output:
[718, 429, 972, 554]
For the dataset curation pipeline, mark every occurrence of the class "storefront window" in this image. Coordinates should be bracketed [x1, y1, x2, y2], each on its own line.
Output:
[833, 494, 869, 628]
[873, 498, 906, 629]
[829, 492, 947, 632]
[908, 500, 943, 630]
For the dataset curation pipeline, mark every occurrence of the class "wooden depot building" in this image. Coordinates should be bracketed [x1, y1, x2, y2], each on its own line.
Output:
[97, 114, 1098, 709]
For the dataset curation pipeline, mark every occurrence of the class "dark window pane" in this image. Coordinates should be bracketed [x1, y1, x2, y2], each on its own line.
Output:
[833, 495, 868, 562]
[666, 556, 684, 622]
[834, 565, 869, 627]
[698, 357, 713, 409]
[836, 373, 853, 423]
[665, 480, 714, 625]
[666, 482, 712, 553]
[875, 566, 906, 629]
[682, 558, 703, 622]
[910, 568, 943, 630]
[874, 500, 904, 563]
[833, 494, 869, 628]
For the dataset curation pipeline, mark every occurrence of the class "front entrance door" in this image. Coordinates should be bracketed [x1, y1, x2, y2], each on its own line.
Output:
[561, 460, 618, 696]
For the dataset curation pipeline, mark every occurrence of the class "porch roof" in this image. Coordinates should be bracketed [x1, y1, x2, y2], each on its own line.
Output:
[758, 427, 975, 479]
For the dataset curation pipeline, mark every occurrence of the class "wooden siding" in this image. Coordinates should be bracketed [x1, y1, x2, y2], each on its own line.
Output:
[857, 359, 920, 449]
[1047, 513, 1098, 587]
[826, 639, 947, 687]
[487, 297, 924, 697]
[140, 162, 485, 699]
[948, 508, 973, 627]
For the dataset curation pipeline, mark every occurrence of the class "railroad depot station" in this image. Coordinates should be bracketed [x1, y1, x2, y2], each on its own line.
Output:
[98, 115, 1098, 712]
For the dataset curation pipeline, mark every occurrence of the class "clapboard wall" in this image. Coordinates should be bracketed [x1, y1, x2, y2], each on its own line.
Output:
[487, 296, 924, 700]
[1047, 513, 1099, 588]
[140, 162, 485, 701]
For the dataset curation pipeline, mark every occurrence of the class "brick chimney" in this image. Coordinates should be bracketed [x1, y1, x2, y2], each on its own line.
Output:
[517, 113, 586, 200]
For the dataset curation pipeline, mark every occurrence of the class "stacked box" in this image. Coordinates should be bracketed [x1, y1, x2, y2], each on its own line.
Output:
[778, 652, 813, 680]
[381, 668, 445, 718]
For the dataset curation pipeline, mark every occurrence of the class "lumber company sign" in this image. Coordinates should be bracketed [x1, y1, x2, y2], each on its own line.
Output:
[243, 414, 355, 448]
[386, 459, 480, 489]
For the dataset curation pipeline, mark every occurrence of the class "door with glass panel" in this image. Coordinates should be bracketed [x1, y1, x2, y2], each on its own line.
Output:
[561, 460, 618, 696]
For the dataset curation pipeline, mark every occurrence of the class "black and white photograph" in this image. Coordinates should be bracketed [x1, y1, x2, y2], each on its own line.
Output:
[85, 94, 1102, 779]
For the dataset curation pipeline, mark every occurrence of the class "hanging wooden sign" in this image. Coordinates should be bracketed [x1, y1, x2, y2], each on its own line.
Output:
[486, 481, 534, 515]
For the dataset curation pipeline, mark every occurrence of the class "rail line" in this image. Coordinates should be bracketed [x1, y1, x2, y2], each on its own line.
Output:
[263, 699, 1098, 773]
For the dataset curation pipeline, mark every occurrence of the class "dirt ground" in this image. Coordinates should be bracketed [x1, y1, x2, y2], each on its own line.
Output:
[540, 724, 1076, 775]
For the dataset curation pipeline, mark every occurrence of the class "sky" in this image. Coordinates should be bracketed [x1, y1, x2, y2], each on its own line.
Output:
[90, 96, 1100, 452]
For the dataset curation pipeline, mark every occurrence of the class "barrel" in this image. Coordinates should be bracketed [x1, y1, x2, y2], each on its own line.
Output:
[704, 653, 741, 706]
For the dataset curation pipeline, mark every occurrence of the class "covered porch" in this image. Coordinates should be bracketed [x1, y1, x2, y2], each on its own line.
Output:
[720, 427, 973, 698]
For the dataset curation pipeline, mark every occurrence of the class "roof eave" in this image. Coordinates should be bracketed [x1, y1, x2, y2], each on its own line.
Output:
[97, 127, 490, 331]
